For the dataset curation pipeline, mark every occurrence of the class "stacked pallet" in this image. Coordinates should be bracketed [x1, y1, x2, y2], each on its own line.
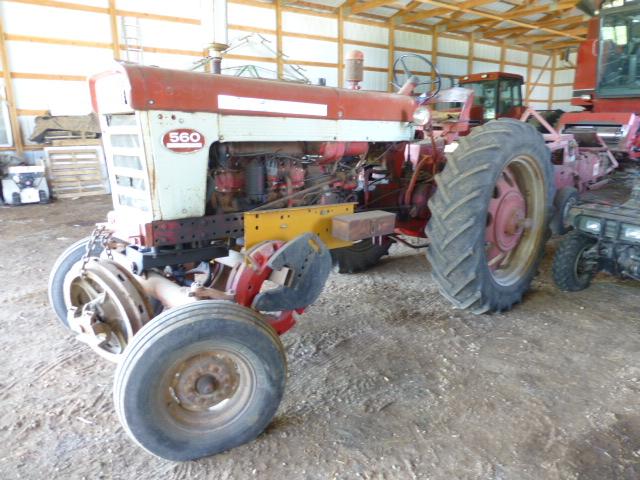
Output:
[44, 144, 109, 199]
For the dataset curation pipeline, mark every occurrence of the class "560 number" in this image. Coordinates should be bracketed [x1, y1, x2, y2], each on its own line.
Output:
[162, 128, 205, 153]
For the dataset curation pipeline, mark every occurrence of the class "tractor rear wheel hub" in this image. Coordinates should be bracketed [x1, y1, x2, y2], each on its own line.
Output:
[494, 190, 526, 251]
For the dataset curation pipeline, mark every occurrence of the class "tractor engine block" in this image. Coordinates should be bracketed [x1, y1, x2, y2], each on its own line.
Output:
[208, 141, 365, 213]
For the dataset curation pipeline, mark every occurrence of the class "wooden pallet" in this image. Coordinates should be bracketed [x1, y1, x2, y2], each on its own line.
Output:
[44, 146, 109, 199]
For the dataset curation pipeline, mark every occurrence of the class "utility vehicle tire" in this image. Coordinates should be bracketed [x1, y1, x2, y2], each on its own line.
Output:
[552, 232, 597, 292]
[48, 236, 104, 329]
[426, 118, 554, 313]
[551, 186, 579, 236]
[331, 237, 392, 273]
[114, 301, 287, 461]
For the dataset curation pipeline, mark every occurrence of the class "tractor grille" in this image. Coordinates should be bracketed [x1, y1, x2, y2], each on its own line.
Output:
[102, 113, 151, 213]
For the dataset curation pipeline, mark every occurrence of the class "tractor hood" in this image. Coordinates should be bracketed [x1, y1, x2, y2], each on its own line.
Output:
[89, 62, 417, 123]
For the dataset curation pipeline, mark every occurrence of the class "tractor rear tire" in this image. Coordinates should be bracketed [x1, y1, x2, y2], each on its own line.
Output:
[552, 232, 597, 291]
[426, 118, 554, 313]
[113, 300, 286, 461]
[48, 236, 104, 329]
[331, 237, 392, 273]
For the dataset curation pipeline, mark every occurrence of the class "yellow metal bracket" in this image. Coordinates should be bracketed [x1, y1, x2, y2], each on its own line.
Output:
[244, 203, 356, 249]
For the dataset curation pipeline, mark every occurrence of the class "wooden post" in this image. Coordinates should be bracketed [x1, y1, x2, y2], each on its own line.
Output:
[276, 0, 283, 79]
[467, 33, 474, 75]
[431, 29, 438, 82]
[548, 51, 557, 110]
[387, 23, 394, 92]
[108, 0, 121, 60]
[203, 48, 212, 73]
[526, 54, 551, 101]
[338, 7, 344, 88]
[0, 12, 23, 154]
[499, 40, 506, 71]
[525, 47, 533, 103]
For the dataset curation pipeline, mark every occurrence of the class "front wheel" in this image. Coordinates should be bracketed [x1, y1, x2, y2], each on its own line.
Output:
[48, 236, 104, 329]
[113, 301, 287, 461]
[427, 118, 554, 313]
[552, 232, 597, 291]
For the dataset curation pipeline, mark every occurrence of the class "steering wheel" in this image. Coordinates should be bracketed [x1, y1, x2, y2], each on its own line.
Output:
[393, 53, 442, 102]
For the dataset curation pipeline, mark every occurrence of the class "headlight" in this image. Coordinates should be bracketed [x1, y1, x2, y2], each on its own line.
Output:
[579, 216, 602, 234]
[412, 106, 431, 126]
[484, 108, 495, 120]
[622, 224, 640, 242]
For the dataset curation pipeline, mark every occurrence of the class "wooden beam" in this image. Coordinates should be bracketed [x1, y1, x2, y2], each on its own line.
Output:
[439, 1, 579, 31]
[418, 0, 584, 41]
[5, 34, 202, 57]
[467, 33, 474, 75]
[0, 11, 23, 153]
[17, 109, 49, 116]
[390, 1, 421, 20]
[393, 6, 451, 25]
[549, 52, 557, 109]
[338, 6, 345, 87]
[525, 47, 533, 103]
[6, 0, 200, 24]
[542, 40, 583, 50]
[5, 34, 111, 49]
[388, 23, 395, 91]
[11, 72, 86, 81]
[431, 29, 439, 83]
[526, 54, 552, 100]
[480, 14, 588, 38]
[346, 0, 396, 15]
[395, 0, 496, 25]
[108, 0, 120, 60]
[276, 0, 283, 79]
[512, 27, 588, 45]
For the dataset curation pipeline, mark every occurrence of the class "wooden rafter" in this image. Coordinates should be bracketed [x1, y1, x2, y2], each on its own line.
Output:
[436, 1, 579, 31]
[467, 0, 536, 35]
[479, 13, 587, 38]
[345, 0, 396, 15]
[390, 1, 421, 20]
[396, 0, 585, 41]
[394, 0, 496, 26]
[512, 27, 588, 45]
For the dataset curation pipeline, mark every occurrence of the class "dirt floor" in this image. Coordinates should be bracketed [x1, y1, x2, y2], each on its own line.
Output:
[1, 192, 640, 480]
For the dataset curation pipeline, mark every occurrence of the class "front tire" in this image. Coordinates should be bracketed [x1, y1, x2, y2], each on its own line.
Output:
[552, 232, 597, 291]
[427, 119, 554, 313]
[113, 301, 287, 461]
[48, 236, 104, 329]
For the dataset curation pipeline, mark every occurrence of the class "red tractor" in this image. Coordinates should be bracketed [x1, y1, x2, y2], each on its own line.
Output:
[458, 71, 526, 124]
[560, 0, 640, 161]
[47, 51, 613, 461]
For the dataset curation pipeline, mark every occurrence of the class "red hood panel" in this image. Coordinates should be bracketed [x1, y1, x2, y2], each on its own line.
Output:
[90, 63, 417, 123]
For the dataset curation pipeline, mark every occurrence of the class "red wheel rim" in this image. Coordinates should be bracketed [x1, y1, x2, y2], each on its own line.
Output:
[484, 156, 546, 286]
[226, 241, 297, 334]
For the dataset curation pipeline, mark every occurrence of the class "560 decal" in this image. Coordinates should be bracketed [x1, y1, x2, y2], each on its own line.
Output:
[162, 129, 205, 153]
